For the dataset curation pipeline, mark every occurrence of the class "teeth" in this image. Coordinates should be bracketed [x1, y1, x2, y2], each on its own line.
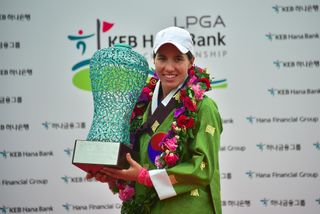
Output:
[164, 74, 176, 79]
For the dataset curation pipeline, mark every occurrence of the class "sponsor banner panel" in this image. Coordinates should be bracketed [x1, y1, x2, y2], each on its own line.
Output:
[1, 0, 319, 213]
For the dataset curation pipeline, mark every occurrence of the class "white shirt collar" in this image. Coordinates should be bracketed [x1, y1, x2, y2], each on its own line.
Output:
[151, 76, 187, 115]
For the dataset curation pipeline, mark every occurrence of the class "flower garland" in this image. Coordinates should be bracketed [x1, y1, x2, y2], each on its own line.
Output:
[153, 66, 211, 168]
[116, 66, 212, 210]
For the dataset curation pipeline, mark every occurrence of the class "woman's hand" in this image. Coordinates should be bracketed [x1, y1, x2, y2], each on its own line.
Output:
[86, 171, 117, 192]
[86, 171, 113, 183]
[99, 153, 142, 182]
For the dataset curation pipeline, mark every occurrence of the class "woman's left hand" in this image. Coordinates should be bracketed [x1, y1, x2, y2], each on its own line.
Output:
[99, 153, 142, 181]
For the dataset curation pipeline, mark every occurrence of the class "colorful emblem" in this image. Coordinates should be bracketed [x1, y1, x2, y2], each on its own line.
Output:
[148, 132, 166, 164]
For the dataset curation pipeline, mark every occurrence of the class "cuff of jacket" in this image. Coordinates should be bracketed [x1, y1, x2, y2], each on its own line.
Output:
[149, 169, 177, 200]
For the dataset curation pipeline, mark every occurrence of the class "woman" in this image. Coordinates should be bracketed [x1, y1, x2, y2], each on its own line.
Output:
[87, 26, 222, 214]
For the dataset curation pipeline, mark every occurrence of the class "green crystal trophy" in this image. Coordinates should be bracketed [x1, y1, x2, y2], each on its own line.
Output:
[73, 44, 149, 173]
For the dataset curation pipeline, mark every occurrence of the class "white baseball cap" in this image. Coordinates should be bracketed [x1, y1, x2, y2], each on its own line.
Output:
[153, 26, 194, 55]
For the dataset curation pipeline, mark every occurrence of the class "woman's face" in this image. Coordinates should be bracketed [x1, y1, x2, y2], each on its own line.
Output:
[154, 43, 194, 97]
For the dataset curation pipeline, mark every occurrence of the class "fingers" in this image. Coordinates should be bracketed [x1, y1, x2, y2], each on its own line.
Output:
[100, 167, 122, 180]
[91, 153, 142, 182]
[126, 153, 138, 167]
[95, 172, 111, 183]
[86, 171, 112, 183]
[85, 173, 94, 180]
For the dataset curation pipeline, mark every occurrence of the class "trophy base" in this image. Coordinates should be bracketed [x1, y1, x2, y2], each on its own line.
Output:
[72, 140, 137, 175]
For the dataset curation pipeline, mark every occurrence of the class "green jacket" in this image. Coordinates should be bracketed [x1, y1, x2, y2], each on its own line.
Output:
[133, 96, 222, 214]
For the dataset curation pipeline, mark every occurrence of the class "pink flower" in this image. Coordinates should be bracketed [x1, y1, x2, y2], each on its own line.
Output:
[164, 137, 178, 151]
[192, 84, 205, 100]
[118, 185, 135, 201]
[155, 155, 163, 168]
[187, 76, 197, 86]
[164, 153, 179, 166]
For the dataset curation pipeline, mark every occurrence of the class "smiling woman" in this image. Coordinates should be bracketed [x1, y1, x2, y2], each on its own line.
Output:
[89, 26, 223, 214]
[154, 43, 193, 98]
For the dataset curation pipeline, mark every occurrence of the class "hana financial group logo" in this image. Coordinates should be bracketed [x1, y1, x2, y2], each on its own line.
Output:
[245, 170, 255, 179]
[0, 206, 8, 214]
[62, 203, 72, 211]
[272, 5, 281, 13]
[268, 88, 276, 96]
[67, 19, 114, 91]
[42, 121, 50, 129]
[61, 176, 69, 184]
[265, 33, 274, 41]
[64, 148, 73, 157]
[246, 116, 255, 124]
[273, 60, 282, 69]
[314, 142, 320, 151]
[0, 150, 9, 159]
[316, 197, 320, 205]
[256, 143, 265, 151]
[260, 198, 270, 207]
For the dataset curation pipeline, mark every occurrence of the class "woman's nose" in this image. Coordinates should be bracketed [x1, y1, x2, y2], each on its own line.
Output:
[164, 61, 175, 72]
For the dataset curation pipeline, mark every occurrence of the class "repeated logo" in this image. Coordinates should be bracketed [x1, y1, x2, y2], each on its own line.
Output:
[0, 68, 33, 77]
[265, 32, 319, 41]
[222, 118, 233, 124]
[220, 145, 246, 152]
[268, 88, 320, 96]
[0, 150, 8, 158]
[62, 203, 121, 211]
[246, 115, 319, 124]
[314, 142, 320, 151]
[256, 143, 301, 152]
[1, 178, 48, 186]
[42, 121, 86, 130]
[64, 148, 73, 157]
[316, 197, 320, 205]
[221, 172, 232, 180]
[61, 176, 96, 184]
[0, 150, 53, 159]
[259, 198, 305, 207]
[0, 41, 20, 49]
[0, 206, 8, 213]
[0, 205, 53, 213]
[272, 4, 319, 13]
[273, 59, 319, 69]
[221, 200, 250, 207]
[0, 123, 29, 131]
[0, 13, 31, 21]
[245, 170, 318, 179]
[0, 96, 22, 104]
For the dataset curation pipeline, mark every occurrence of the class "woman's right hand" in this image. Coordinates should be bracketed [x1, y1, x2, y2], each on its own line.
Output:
[85, 172, 117, 192]
[86, 172, 112, 183]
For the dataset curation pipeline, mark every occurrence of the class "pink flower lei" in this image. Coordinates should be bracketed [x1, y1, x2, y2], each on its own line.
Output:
[131, 65, 211, 168]
[116, 65, 212, 202]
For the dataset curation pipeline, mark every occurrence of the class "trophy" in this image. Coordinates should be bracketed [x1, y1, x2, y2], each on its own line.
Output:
[72, 43, 149, 174]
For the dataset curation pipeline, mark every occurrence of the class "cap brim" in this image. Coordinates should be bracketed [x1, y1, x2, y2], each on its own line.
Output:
[154, 41, 189, 54]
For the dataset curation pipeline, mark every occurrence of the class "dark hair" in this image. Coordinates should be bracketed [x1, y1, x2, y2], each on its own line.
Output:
[153, 51, 194, 62]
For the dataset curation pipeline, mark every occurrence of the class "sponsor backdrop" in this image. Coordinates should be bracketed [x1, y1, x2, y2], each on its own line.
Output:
[1, 0, 319, 213]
